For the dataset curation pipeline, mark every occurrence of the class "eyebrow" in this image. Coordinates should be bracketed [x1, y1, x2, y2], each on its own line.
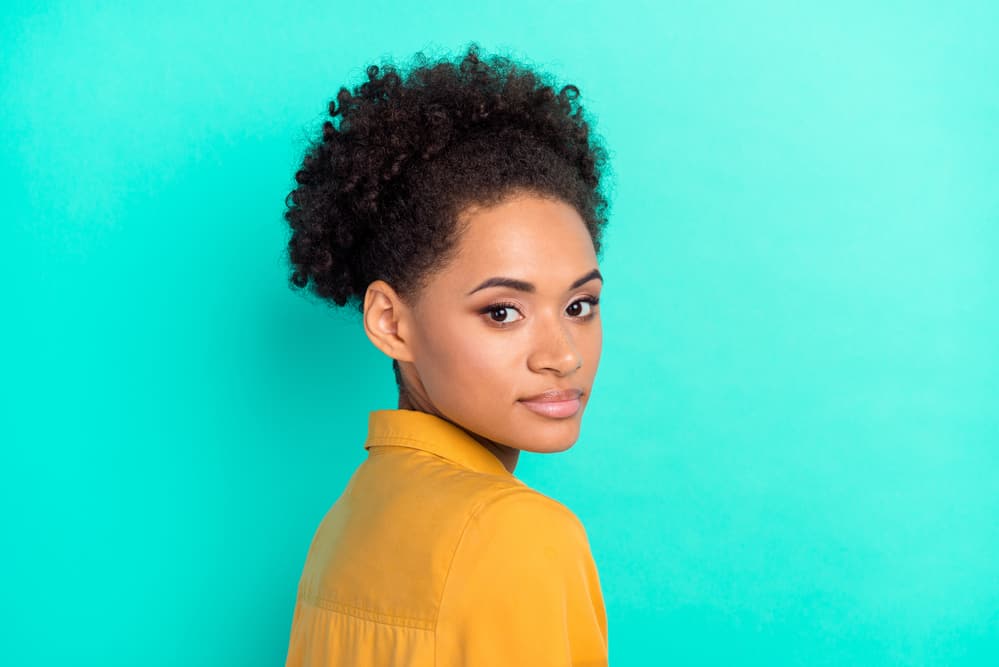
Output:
[466, 268, 603, 296]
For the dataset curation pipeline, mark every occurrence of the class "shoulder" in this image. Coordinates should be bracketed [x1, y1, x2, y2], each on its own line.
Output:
[446, 485, 596, 583]
[435, 485, 608, 663]
[467, 486, 590, 548]
[407, 456, 588, 541]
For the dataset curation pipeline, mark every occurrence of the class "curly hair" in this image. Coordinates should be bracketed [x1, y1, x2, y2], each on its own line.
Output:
[283, 43, 609, 316]
[284, 43, 608, 390]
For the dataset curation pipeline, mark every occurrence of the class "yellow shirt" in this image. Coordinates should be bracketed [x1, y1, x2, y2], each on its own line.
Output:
[284, 408, 608, 666]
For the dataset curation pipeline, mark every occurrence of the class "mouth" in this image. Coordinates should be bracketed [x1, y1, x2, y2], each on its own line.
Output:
[517, 389, 583, 419]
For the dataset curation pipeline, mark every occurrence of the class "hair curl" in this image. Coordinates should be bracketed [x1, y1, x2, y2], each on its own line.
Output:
[283, 43, 609, 316]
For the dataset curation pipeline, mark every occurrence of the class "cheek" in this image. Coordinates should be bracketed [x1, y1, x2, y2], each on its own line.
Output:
[417, 318, 520, 403]
[581, 321, 603, 380]
[591, 322, 604, 362]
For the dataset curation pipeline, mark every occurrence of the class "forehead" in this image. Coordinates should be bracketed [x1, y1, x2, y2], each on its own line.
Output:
[446, 194, 597, 284]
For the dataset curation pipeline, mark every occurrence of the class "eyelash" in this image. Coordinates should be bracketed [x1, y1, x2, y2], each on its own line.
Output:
[479, 296, 601, 327]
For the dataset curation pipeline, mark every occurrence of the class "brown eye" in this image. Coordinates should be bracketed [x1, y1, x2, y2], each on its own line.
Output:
[566, 298, 597, 318]
[483, 303, 523, 325]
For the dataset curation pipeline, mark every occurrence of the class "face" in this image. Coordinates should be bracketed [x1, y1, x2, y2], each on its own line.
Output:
[399, 192, 603, 453]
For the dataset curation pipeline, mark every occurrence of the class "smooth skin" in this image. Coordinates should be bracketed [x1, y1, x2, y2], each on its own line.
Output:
[362, 191, 603, 474]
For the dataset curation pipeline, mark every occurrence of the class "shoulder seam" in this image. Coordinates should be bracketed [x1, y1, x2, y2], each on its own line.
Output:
[435, 485, 533, 619]
[431, 486, 536, 667]
[435, 488, 531, 617]
[433, 486, 581, 619]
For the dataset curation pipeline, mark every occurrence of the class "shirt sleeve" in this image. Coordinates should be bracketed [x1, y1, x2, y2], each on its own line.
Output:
[435, 488, 608, 667]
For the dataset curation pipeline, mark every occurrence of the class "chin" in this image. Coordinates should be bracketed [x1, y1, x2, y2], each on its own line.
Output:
[510, 420, 582, 454]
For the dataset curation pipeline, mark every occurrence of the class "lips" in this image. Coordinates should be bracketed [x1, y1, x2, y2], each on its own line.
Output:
[517, 388, 583, 419]
[520, 388, 582, 402]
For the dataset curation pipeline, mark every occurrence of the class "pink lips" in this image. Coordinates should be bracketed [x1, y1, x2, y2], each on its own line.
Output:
[517, 389, 583, 419]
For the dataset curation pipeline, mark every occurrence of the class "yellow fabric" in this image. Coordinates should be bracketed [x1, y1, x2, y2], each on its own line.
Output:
[284, 408, 609, 666]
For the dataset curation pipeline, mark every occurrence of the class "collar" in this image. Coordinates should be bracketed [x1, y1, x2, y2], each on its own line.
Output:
[364, 409, 513, 477]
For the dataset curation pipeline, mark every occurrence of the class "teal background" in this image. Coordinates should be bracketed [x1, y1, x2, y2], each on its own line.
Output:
[4, 1, 997, 665]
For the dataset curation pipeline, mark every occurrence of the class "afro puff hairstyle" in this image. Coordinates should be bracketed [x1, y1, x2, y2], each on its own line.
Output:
[283, 43, 610, 314]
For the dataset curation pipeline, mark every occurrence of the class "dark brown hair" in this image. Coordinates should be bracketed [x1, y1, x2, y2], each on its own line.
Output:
[283, 43, 609, 313]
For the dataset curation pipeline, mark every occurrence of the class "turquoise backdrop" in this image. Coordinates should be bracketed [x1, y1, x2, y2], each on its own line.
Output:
[4, 1, 997, 665]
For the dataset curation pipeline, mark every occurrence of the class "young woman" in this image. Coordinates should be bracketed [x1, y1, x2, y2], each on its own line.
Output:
[282, 44, 611, 666]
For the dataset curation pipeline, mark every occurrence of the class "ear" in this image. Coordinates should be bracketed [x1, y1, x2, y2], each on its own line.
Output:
[362, 280, 416, 363]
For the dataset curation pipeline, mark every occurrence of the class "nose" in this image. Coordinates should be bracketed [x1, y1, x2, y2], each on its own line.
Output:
[527, 316, 582, 376]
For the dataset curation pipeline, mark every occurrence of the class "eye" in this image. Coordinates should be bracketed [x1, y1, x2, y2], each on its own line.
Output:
[483, 303, 524, 325]
[566, 296, 600, 318]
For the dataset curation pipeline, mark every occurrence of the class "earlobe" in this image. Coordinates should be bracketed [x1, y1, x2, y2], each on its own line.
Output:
[362, 280, 415, 363]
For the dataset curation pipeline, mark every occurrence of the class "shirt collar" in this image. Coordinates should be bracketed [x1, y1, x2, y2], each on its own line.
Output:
[364, 409, 513, 477]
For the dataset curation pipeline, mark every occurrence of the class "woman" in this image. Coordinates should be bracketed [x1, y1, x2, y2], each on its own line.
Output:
[282, 44, 610, 666]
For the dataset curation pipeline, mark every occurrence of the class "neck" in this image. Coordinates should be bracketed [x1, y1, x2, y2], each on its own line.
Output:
[397, 388, 520, 474]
